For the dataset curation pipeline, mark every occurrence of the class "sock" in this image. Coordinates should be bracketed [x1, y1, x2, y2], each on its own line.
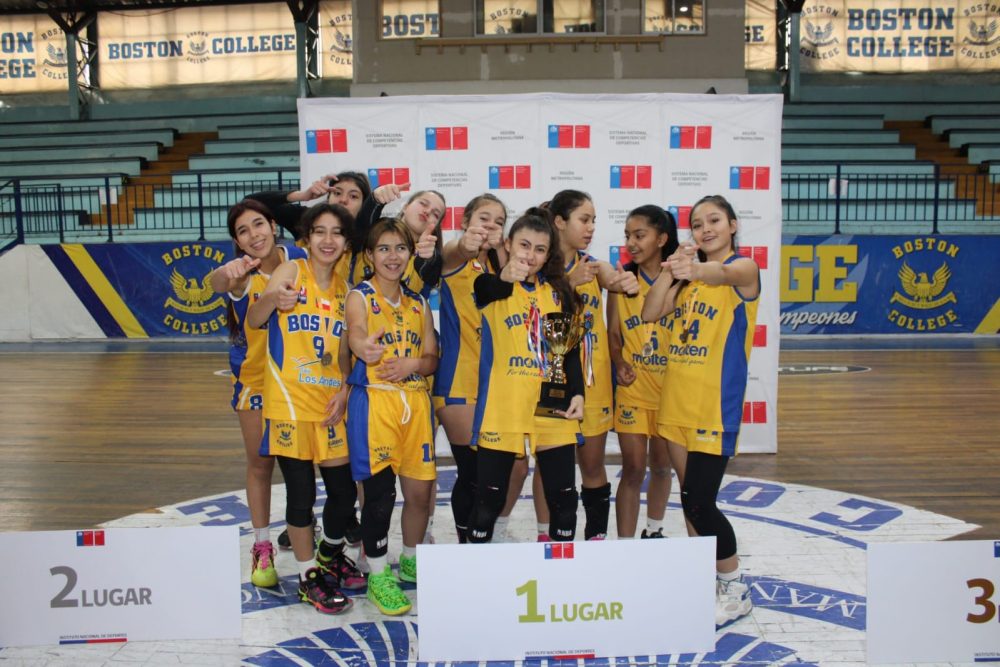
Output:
[718, 569, 740, 583]
[318, 537, 345, 560]
[494, 515, 510, 539]
[646, 518, 664, 533]
[297, 559, 316, 580]
[367, 554, 389, 574]
[253, 527, 270, 544]
[536, 522, 549, 537]
[402, 544, 417, 558]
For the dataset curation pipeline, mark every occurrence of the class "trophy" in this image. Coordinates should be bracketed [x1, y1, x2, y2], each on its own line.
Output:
[534, 312, 585, 418]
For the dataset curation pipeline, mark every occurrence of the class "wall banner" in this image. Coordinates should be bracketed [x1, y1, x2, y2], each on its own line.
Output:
[299, 92, 784, 453]
[318, 0, 353, 79]
[800, 0, 1000, 72]
[0, 14, 76, 93]
[780, 234, 1000, 334]
[97, 2, 296, 89]
[746, 0, 778, 70]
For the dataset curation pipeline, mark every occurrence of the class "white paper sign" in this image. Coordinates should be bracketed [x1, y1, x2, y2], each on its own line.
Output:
[868, 540, 1000, 664]
[0, 526, 241, 648]
[417, 537, 716, 661]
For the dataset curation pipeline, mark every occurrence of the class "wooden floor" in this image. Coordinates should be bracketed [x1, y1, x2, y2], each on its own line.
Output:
[1, 343, 998, 540]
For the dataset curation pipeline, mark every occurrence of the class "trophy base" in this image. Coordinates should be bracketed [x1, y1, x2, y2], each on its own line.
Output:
[535, 382, 571, 418]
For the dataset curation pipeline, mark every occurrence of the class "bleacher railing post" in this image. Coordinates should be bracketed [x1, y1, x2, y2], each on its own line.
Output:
[834, 164, 842, 235]
[197, 173, 206, 241]
[57, 183, 65, 244]
[932, 164, 941, 234]
[13, 179, 24, 245]
[104, 176, 114, 243]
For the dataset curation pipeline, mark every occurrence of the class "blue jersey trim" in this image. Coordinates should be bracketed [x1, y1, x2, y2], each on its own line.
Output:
[720, 301, 750, 432]
[347, 388, 372, 481]
[433, 279, 462, 397]
[470, 314, 495, 446]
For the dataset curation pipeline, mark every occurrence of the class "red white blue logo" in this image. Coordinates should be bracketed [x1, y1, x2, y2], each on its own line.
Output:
[669, 125, 712, 149]
[730, 166, 770, 190]
[367, 167, 410, 189]
[441, 207, 465, 231]
[305, 129, 348, 154]
[667, 205, 691, 230]
[544, 542, 574, 559]
[608, 245, 633, 267]
[489, 165, 531, 189]
[610, 165, 652, 189]
[76, 529, 105, 547]
[743, 401, 767, 424]
[548, 124, 590, 148]
[738, 245, 769, 269]
[754, 324, 767, 348]
[425, 126, 468, 151]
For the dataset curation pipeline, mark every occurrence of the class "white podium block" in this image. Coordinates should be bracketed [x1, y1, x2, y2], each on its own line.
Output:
[417, 537, 716, 662]
[0, 526, 241, 648]
[868, 540, 1000, 663]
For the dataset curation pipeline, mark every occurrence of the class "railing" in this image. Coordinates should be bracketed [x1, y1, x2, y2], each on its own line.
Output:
[2, 168, 999, 245]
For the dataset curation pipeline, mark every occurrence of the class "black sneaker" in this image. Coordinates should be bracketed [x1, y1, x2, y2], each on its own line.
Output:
[318, 549, 367, 589]
[298, 567, 352, 614]
[277, 518, 321, 551]
[641, 528, 665, 539]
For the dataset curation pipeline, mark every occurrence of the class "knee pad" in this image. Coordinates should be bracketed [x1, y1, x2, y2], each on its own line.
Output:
[277, 456, 317, 528]
[467, 479, 505, 543]
[362, 468, 397, 526]
[549, 485, 579, 541]
[681, 485, 713, 536]
[319, 464, 357, 534]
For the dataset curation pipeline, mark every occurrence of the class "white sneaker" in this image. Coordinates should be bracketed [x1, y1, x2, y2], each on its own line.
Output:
[715, 577, 752, 627]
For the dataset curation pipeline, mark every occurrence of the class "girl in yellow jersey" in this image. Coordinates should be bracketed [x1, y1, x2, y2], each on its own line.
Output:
[642, 195, 760, 628]
[346, 218, 438, 616]
[468, 208, 585, 543]
[546, 190, 639, 541]
[247, 203, 361, 615]
[435, 193, 510, 543]
[607, 205, 684, 539]
[209, 199, 306, 590]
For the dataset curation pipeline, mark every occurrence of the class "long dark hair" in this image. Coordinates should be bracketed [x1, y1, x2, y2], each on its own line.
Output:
[225, 198, 278, 343]
[506, 207, 580, 315]
[623, 205, 678, 275]
[462, 192, 506, 273]
[690, 194, 738, 262]
[297, 202, 355, 248]
[544, 189, 592, 223]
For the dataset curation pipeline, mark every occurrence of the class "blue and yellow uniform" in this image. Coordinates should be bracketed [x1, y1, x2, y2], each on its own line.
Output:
[472, 276, 583, 455]
[260, 257, 349, 462]
[347, 254, 431, 297]
[228, 245, 304, 411]
[613, 269, 670, 435]
[434, 258, 489, 405]
[656, 254, 760, 456]
[334, 250, 369, 288]
[567, 252, 613, 437]
[346, 280, 436, 482]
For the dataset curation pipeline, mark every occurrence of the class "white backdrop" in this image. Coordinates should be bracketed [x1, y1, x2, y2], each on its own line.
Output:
[298, 93, 781, 453]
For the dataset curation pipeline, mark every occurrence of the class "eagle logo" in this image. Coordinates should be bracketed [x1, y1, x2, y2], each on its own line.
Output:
[43, 43, 67, 68]
[966, 18, 999, 45]
[804, 20, 835, 46]
[890, 261, 957, 310]
[164, 269, 225, 314]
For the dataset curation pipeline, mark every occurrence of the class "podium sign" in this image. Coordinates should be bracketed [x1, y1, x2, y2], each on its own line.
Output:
[417, 537, 716, 661]
[868, 540, 1000, 663]
[0, 527, 241, 648]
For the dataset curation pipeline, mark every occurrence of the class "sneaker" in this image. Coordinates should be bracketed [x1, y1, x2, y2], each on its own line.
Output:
[715, 577, 752, 628]
[641, 528, 665, 539]
[398, 553, 417, 583]
[318, 549, 367, 590]
[367, 565, 412, 615]
[536, 533, 552, 542]
[298, 567, 352, 614]
[277, 529, 291, 550]
[587, 534, 607, 541]
[345, 513, 362, 547]
[250, 541, 279, 588]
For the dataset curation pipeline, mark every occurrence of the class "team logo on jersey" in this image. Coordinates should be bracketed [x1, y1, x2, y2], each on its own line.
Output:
[297, 286, 307, 304]
[618, 408, 637, 426]
[371, 298, 381, 314]
[887, 238, 961, 331]
[275, 422, 295, 448]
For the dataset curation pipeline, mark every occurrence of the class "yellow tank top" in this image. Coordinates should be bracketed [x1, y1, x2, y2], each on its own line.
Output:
[473, 278, 580, 439]
[347, 280, 430, 392]
[657, 255, 760, 433]
[615, 268, 670, 410]
[566, 252, 612, 410]
[434, 258, 489, 401]
[262, 258, 349, 422]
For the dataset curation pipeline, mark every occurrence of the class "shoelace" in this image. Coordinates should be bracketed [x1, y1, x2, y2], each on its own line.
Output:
[371, 572, 408, 605]
[252, 542, 274, 568]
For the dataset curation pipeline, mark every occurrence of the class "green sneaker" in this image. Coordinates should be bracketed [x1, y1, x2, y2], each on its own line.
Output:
[398, 553, 417, 583]
[367, 565, 412, 616]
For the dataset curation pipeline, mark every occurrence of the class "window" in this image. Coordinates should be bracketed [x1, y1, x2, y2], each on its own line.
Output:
[644, 0, 705, 35]
[380, 0, 441, 40]
[477, 1, 606, 35]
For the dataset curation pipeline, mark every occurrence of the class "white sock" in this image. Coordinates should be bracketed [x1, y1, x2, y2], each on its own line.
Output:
[537, 522, 549, 536]
[718, 569, 740, 583]
[367, 554, 389, 574]
[645, 518, 663, 533]
[253, 527, 270, 544]
[402, 544, 417, 558]
[494, 515, 510, 538]
[297, 559, 316, 580]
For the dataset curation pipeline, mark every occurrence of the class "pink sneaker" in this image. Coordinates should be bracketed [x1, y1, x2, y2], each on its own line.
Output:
[536, 533, 552, 542]
[318, 549, 367, 590]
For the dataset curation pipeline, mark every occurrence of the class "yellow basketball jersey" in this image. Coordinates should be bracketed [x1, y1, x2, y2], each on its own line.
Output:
[263, 258, 349, 422]
[566, 252, 612, 410]
[347, 280, 430, 393]
[657, 255, 759, 434]
[334, 250, 370, 288]
[473, 278, 580, 440]
[615, 268, 670, 410]
[229, 245, 304, 403]
[434, 258, 489, 402]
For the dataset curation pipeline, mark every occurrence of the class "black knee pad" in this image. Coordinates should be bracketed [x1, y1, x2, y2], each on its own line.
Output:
[451, 445, 478, 542]
[581, 482, 611, 540]
[536, 446, 578, 541]
[319, 464, 357, 539]
[277, 456, 317, 528]
[361, 468, 397, 557]
[467, 447, 514, 543]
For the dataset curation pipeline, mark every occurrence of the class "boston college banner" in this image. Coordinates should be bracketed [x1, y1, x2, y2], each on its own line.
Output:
[298, 93, 783, 453]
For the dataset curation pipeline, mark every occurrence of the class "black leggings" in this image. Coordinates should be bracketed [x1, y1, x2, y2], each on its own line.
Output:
[680, 451, 736, 560]
[450, 444, 477, 543]
[276, 456, 357, 541]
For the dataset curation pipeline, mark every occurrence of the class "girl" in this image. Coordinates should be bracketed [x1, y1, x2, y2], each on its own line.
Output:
[467, 208, 584, 544]
[435, 193, 508, 543]
[641, 195, 760, 627]
[247, 203, 363, 615]
[606, 205, 683, 539]
[346, 218, 438, 616]
[547, 190, 639, 541]
[249, 171, 370, 241]
[209, 199, 305, 589]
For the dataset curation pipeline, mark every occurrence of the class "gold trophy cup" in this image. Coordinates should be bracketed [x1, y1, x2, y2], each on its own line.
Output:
[535, 312, 584, 418]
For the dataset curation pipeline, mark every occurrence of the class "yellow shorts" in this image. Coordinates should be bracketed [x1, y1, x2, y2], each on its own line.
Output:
[477, 427, 583, 457]
[260, 418, 348, 463]
[232, 384, 263, 411]
[614, 404, 659, 436]
[580, 405, 613, 437]
[347, 386, 436, 482]
[657, 424, 739, 457]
